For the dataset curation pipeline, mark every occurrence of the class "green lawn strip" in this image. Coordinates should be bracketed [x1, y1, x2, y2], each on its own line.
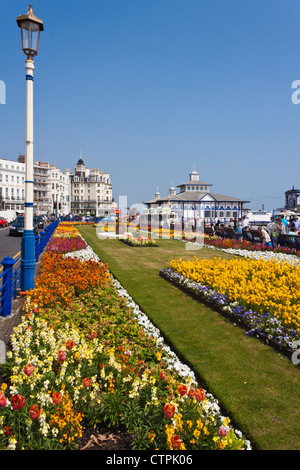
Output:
[78, 226, 300, 450]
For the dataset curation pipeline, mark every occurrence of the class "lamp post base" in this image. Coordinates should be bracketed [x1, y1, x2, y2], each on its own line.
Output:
[21, 229, 36, 291]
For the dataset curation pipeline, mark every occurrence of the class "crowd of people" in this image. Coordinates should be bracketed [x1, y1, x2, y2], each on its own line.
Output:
[207, 214, 300, 247]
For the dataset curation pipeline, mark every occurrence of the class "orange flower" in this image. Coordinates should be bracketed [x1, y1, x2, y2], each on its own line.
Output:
[164, 403, 175, 419]
[195, 388, 206, 401]
[178, 384, 187, 396]
[188, 387, 195, 398]
[30, 404, 42, 420]
[66, 339, 75, 350]
[159, 370, 166, 380]
[83, 378, 91, 388]
[52, 392, 62, 405]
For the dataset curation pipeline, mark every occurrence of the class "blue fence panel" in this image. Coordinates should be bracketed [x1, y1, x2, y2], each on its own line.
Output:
[0, 257, 20, 317]
[1, 218, 60, 318]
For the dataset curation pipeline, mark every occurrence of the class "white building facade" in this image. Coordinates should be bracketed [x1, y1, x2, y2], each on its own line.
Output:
[0, 156, 71, 217]
[68, 158, 113, 217]
[0, 158, 25, 212]
[0, 156, 113, 219]
[49, 165, 70, 215]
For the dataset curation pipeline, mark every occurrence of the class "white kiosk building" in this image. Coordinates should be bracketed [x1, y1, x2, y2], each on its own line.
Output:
[145, 169, 250, 223]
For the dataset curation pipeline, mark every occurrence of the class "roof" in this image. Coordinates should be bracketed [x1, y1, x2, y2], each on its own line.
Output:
[145, 190, 250, 205]
[177, 181, 212, 187]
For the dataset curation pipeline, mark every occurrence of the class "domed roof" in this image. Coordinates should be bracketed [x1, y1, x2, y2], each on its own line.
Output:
[77, 158, 84, 165]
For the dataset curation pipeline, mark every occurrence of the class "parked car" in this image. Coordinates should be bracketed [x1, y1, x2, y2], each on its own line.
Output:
[34, 215, 44, 229]
[9, 216, 39, 236]
[0, 217, 8, 227]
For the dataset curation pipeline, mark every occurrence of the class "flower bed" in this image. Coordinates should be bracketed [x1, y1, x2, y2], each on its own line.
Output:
[160, 256, 300, 356]
[46, 237, 87, 254]
[46, 223, 88, 254]
[204, 236, 300, 258]
[0, 224, 250, 450]
[120, 235, 158, 247]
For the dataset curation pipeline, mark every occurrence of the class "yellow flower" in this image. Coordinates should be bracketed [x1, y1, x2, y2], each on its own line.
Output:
[186, 420, 193, 430]
[148, 430, 156, 442]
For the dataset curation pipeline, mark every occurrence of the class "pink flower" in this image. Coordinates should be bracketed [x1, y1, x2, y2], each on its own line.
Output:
[57, 350, 66, 363]
[217, 425, 227, 437]
[0, 391, 6, 407]
[124, 350, 132, 357]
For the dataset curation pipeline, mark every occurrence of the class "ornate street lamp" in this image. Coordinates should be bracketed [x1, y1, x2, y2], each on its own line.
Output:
[17, 5, 44, 291]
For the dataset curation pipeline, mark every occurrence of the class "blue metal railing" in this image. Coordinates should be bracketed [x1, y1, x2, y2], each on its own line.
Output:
[35, 218, 59, 261]
[0, 218, 60, 318]
[0, 255, 21, 317]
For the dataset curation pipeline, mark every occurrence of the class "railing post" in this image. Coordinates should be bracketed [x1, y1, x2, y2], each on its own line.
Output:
[40, 230, 45, 251]
[1, 257, 15, 318]
[35, 234, 40, 261]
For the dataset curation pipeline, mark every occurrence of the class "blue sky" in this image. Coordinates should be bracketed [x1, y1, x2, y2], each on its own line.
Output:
[1, 0, 300, 210]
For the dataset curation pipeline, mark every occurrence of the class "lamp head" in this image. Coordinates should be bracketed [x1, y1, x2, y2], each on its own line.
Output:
[16, 5, 44, 59]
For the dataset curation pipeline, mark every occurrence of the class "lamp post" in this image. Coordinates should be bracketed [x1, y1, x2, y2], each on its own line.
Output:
[17, 5, 44, 291]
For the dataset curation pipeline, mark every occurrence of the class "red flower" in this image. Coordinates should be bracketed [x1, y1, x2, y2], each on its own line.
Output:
[159, 370, 166, 380]
[171, 435, 183, 449]
[66, 339, 75, 350]
[195, 388, 206, 401]
[0, 391, 6, 407]
[5, 426, 13, 436]
[57, 350, 66, 363]
[188, 387, 195, 398]
[30, 404, 42, 420]
[178, 384, 187, 396]
[91, 330, 97, 339]
[10, 394, 26, 410]
[52, 392, 62, 405]
[23, 364, 34, 376]
[164, 403, 175, 419]
[83, 377, 91, 388]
